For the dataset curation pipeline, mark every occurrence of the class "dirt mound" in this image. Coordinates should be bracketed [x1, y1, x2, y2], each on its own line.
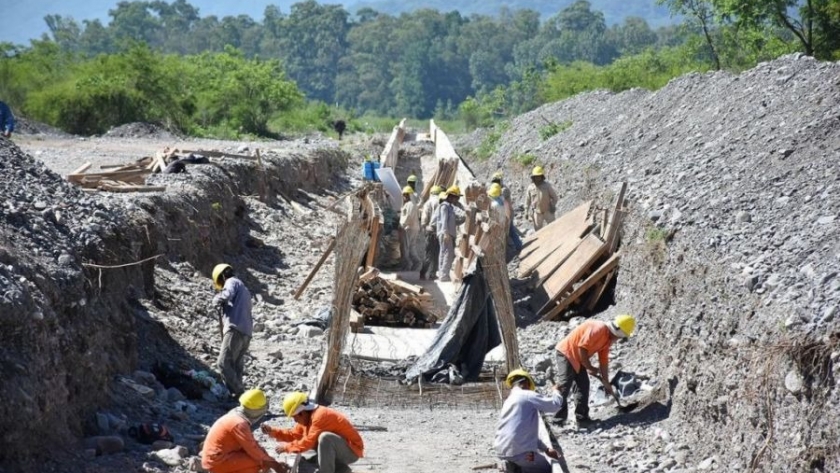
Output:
[468, 54, 840, 470]
[12, 116, 72, 137]
[104, 122, 180, 140]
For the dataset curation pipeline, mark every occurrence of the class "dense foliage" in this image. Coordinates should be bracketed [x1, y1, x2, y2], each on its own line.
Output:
[1, 0, 836, 136]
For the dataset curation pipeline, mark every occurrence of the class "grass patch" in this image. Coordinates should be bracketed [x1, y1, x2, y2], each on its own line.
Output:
[539, 120, 573, 141]
[513, 153, 537, 167]
[646, 227, 670, 242]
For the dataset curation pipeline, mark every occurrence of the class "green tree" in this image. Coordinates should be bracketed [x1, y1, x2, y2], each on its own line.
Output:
[658, 0, 721, 69]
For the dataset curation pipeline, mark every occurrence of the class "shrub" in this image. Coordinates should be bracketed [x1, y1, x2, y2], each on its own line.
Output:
[539, 120, 573, 140]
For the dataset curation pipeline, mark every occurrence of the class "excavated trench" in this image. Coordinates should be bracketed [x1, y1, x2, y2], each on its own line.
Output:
[0, 136, 349, 469]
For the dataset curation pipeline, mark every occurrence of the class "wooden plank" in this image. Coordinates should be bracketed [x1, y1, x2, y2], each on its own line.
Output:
[540, 253, 621, 322]
[67, 169, 150, 183]
[519, 201, 592, 266]
[604, 182, 627, 253]
[386, 278, 425, 295]
[365, 219, 381, 268]
[517, 201, 592, 278]
[521, 200, 591, 248]
[584, 268, 616, 311]
[536, 233, 607, 315]
[70, 162, 92, 175]
[358, 267, 379, 284]
[531, 236, 584, 286]
[293, 237, 336, 300]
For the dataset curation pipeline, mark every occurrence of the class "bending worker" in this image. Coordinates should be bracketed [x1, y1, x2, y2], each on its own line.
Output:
[263, 392, 364, 473]
[553, 314, 636, 424]
[494, 369, 563, 473]
[201, 389, 287, 473]
[525, 166, 558, 231]
[419, 185, 442, 280]
[436, 185, 465, 282]
[212, 263, 254, 399]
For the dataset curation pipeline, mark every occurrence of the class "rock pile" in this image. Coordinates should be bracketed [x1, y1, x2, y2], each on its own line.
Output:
[466, 54, 840, 470]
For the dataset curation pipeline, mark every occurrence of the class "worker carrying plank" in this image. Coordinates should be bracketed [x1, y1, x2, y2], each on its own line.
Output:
[201, 389, 288, 473]
[494, 369, 563, 473]
[491, 171, 523, 252]
[0, 100, 15, 138]
[525, 166, 558, 231]
[419, 185, 443, 280]
[400, 185, 423, 272]
[552, 314, 637, 424]
[211, 263, 254, 400]
[488, 183, 508, 227]
[263, 392, 365, 473]
[436, 185, 466, 282]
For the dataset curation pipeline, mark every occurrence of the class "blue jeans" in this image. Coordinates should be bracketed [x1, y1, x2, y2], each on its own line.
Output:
[509, 224, 523, 252]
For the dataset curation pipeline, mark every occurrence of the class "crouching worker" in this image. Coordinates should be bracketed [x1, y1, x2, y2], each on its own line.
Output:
[262, 392, 364, 473]
[201, 389, 288, 473]
[494, 370, 563, 473]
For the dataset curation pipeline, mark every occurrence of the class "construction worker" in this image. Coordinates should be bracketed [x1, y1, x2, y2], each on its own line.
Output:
[525, 166, 558, 231]
[553, 315, 636, 424]
[494, 370, 563, 473]
[0, 101, 14, 138]
[436, 185, 465, 282]
[419, 185, 442, 280]
[400, 185, 422, 271]
[262, 392, 364, 473]
[406, 174, 419, 204]
[492, 171, 522, 252]
[488, 183, 508, 227]
[212, 263, 253, 399]
[201, 389, 288, 473]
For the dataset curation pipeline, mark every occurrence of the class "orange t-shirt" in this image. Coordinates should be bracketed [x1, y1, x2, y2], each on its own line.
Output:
[556, 320, 612, 373]
[201, 411, 274, 471]
[267, 406, 364, 458]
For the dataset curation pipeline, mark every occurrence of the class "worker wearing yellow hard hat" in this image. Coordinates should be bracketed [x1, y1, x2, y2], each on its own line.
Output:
[553, 314, 637, 424]
[406, 174, 419, 204]
[525, 165, 558, 231]
[490, 171, 521, 251]
[488, 183, 508, 227]
[202, 389, 288, 473]
[436, 185, 466, 282]
[400, 184, 422, 272]
[495, 369, 562, 472]
[419, 185, 443, 280]
[211, 263, 254, 399]
[262, 392, 364, 473]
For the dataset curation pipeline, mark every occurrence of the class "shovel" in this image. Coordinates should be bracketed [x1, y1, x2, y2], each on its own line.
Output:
[611, 390, 639, 413]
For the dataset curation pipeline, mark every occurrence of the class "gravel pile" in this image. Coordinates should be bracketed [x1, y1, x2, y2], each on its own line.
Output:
[467, 54, 840, 471]
[104, 122, 181, 140]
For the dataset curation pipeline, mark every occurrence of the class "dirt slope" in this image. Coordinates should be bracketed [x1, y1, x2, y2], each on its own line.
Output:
[464, 54, 840, 471]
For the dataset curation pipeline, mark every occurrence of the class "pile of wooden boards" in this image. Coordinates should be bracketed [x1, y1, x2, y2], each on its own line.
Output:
[66, 155, 164, 192]
[419, 157, 459, 202]
[351, 269, 437, 331]
[517, 182, 627, 322]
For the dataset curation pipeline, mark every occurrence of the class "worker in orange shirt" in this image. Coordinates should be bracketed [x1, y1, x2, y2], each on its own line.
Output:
[262, 392, 364, 473]
[201, 389, 288, 473]
[553, 315, 636, 424]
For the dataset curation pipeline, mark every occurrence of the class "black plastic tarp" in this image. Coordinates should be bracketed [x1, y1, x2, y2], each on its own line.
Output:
[405, 261, 502, 383]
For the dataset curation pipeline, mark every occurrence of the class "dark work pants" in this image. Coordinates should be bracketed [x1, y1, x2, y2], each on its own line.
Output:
[420, 230, 439, 277]
[553, 350, 590, 420]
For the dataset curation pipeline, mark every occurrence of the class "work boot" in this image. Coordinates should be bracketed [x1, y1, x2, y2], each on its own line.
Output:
[575, 415, 595, 427]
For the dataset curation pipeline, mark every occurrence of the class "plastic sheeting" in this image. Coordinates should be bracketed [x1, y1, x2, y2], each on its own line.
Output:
[374, 166, 402, 211]
[405, 262, 502, 383]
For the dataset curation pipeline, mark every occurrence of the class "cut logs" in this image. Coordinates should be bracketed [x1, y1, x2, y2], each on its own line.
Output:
[352, 271, 437, 329]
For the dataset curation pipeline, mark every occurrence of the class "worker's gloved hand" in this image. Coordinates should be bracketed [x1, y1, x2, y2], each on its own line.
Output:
[545, 448, 561, 460]
[260, 424, 272, 435]
[586, 367, 599, 378]
[274, 442, 288, 454]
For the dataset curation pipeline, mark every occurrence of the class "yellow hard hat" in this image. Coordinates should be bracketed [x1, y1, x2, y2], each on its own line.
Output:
[212, 263, 232, 290]
[407, 174, 418, 183]
[239, 389, 267, 410]
[402, 185, 415, 195]
[430, 185, 443, 195]
[488, 183, 502, 198]
[445, 185, 462, 197]
[531, 166, 545, 177]
[505, 369, 535, 390]
[610, 314, 636, 338]
[282, 391, 310, 417]
[492, 171, 503, 181]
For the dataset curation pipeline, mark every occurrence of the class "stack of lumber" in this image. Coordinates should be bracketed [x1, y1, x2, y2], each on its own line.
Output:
[351, 269, 437, 329]
[519, 183, 627, 322]
[66, 156, 164, 193]
[419, 157, 459, 202]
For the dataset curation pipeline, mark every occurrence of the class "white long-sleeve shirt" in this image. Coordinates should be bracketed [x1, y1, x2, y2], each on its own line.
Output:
[494, 387, 563, 458]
